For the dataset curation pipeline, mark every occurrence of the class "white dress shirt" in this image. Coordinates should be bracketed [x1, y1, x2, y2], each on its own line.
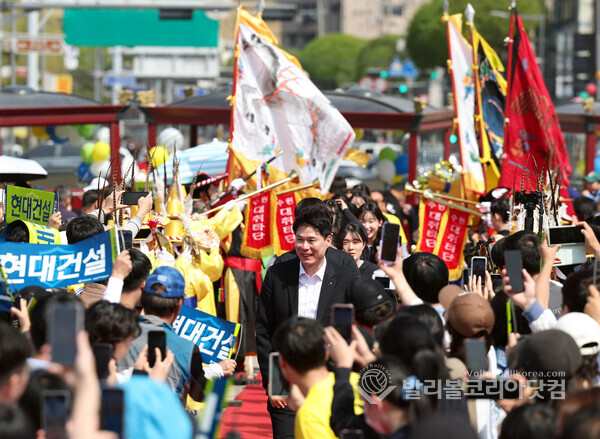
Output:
[297, 259, 327, 320]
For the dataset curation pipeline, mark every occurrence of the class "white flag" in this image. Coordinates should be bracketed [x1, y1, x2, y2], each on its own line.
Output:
[231, 9, 355, 193]
[447, 15, 485, 194]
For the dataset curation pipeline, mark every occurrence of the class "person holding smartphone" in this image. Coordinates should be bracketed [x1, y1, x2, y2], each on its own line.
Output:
[257, 210, 356, 438]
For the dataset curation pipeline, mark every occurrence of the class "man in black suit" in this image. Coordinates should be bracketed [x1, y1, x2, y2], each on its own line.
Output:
[256, 211, 355, 438]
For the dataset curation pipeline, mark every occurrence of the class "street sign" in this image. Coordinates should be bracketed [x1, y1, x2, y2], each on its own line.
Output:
[358, 76, 374, 89]
[7, 35, 65, 55]
[373, 77, 388, 93]
[401, 60, 419, 80]
[103, 76, 137, 86]
[388, 56, 403, 78]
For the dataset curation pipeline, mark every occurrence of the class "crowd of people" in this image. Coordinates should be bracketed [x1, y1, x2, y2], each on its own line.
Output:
[1, 172, 600, 439]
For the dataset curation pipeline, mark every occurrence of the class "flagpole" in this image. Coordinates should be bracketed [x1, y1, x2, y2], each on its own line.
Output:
[503, 2, 517, 182]
[225, 6, 244, 187]
[465, 4, 494, 192]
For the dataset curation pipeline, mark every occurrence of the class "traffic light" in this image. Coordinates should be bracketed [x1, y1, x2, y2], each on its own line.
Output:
[379, 70, 389, 79]
[398, 84, 408, 94]
[450, 134, 458, 144]
[430, 71, 438, 80]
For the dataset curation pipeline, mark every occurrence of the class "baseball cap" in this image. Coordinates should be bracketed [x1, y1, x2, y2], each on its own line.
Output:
[583, 171, 600, 183]
[447, 293, 495, 337]
[83, 176, 109, 193]
[509, 330, 582, 378]
[555, 312, 600, 356]
[438, 284, 464, 311]
[143, 266, 186, 298]
[351, 279, 393, 312]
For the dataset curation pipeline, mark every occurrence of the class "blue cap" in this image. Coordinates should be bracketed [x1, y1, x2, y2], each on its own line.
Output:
[143, 266, 186, 298]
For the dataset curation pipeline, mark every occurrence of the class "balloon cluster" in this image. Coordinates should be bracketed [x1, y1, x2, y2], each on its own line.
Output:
[31, 124, 96, 146]
[412, 160, 457, 190]
[376, 146, 409, 184]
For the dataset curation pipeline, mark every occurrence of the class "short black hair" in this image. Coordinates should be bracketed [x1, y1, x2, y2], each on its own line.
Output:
[329, 177, 347, 195]
[5, 222, 29, 243]
[358, 201, 385, 224]
[272, 317, 326, 374]
[402, 252, 449, 304]
[573, 196, 597, 221]
[85, 300, 141, 346]
[30, 293, 81, 352]
[356, 302, 394, 328]
[397, 305, 445, 347]
[0, 322, 31, 385]
[123, 248, 152, 292]
[294, 197, 325, 218]
[66, 215, 105, 244]
[562, 269, 599, 313]
[18, 370, 71, 431]
[141, 290, 181, 318]
[293, 211, 332, 239]
[499, 403, 556, 439]
[491, 198, 510, 223]
[379, 315, 448, 382]
[502, 231, 541, 276]
[81, 189, 99, 210]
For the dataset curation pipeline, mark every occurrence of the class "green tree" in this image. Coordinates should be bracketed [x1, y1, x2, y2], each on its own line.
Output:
[407, 0, 546, 70]
[296, 33, 367, 88]
[356, 35, 405, 78]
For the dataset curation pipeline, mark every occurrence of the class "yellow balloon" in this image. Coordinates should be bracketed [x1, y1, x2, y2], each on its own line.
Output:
[353, 128, 364, 141]
[149, 146, 169, 168]
[31, 126, 49, 140]
[13, 127, 28, 139]
[91, 141, 111, 163]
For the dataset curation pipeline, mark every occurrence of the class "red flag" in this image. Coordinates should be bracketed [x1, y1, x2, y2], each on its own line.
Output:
[499, 10, 571, 190]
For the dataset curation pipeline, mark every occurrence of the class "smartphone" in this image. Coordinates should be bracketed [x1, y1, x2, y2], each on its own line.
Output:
[331, 304, 354, 344]
[268, 352, 290, 398]
[547, 225, 585, 245]
[462, 268, 471, 287]
[148, 330, 166, 368]
[47, 301, 84, 365]
[471, 256, 487, 283]
[100, 388, 125, 438]
[504, 249, 525, 292]
[378, 222, 401, 264]
[464, 338, 487, 375]
[373, 276, 390, 289]
[491, 274, 503, 292]
[117, 229, 133, 251]
[92, 343, 114, 380]
[121, 191, 149, 205]
[41, 390, 70, 439]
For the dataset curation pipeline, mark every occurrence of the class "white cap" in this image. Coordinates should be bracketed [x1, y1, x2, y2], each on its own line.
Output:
[556, 312, 600, 356]
[84, 177, 109, 193]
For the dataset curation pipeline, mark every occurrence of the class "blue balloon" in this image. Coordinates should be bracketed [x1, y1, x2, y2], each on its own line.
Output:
[395, 154, 409, 175]
[595, 156, 600, 172]
[46, 126, 68, 144]
[77, 162, 93, 181]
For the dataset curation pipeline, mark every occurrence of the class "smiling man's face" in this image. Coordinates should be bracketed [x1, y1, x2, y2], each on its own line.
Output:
[295, 224, 331, 274]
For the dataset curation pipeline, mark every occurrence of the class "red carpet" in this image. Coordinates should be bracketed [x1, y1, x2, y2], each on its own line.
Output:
[219, 383, 273, 439]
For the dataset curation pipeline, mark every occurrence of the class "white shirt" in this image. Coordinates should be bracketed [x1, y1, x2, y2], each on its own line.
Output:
[298, 259, 327, 320]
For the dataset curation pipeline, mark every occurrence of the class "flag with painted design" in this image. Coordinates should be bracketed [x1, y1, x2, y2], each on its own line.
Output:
[228, 7, 355, 194]
[446, 13, 486, 194]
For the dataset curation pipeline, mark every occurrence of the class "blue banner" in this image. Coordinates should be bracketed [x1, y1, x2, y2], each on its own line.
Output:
[172, 305, 240, 365]
[0, 229, 118, 291]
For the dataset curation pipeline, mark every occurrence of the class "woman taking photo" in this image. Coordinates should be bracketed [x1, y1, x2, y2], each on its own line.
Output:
[341, 223, 379, 281]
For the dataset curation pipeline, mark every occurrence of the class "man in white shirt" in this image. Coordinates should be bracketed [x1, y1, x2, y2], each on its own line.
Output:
[256, 210, 355, 439]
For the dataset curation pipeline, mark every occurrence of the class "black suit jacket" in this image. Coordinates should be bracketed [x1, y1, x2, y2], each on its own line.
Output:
[256, 258, 355, 389]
